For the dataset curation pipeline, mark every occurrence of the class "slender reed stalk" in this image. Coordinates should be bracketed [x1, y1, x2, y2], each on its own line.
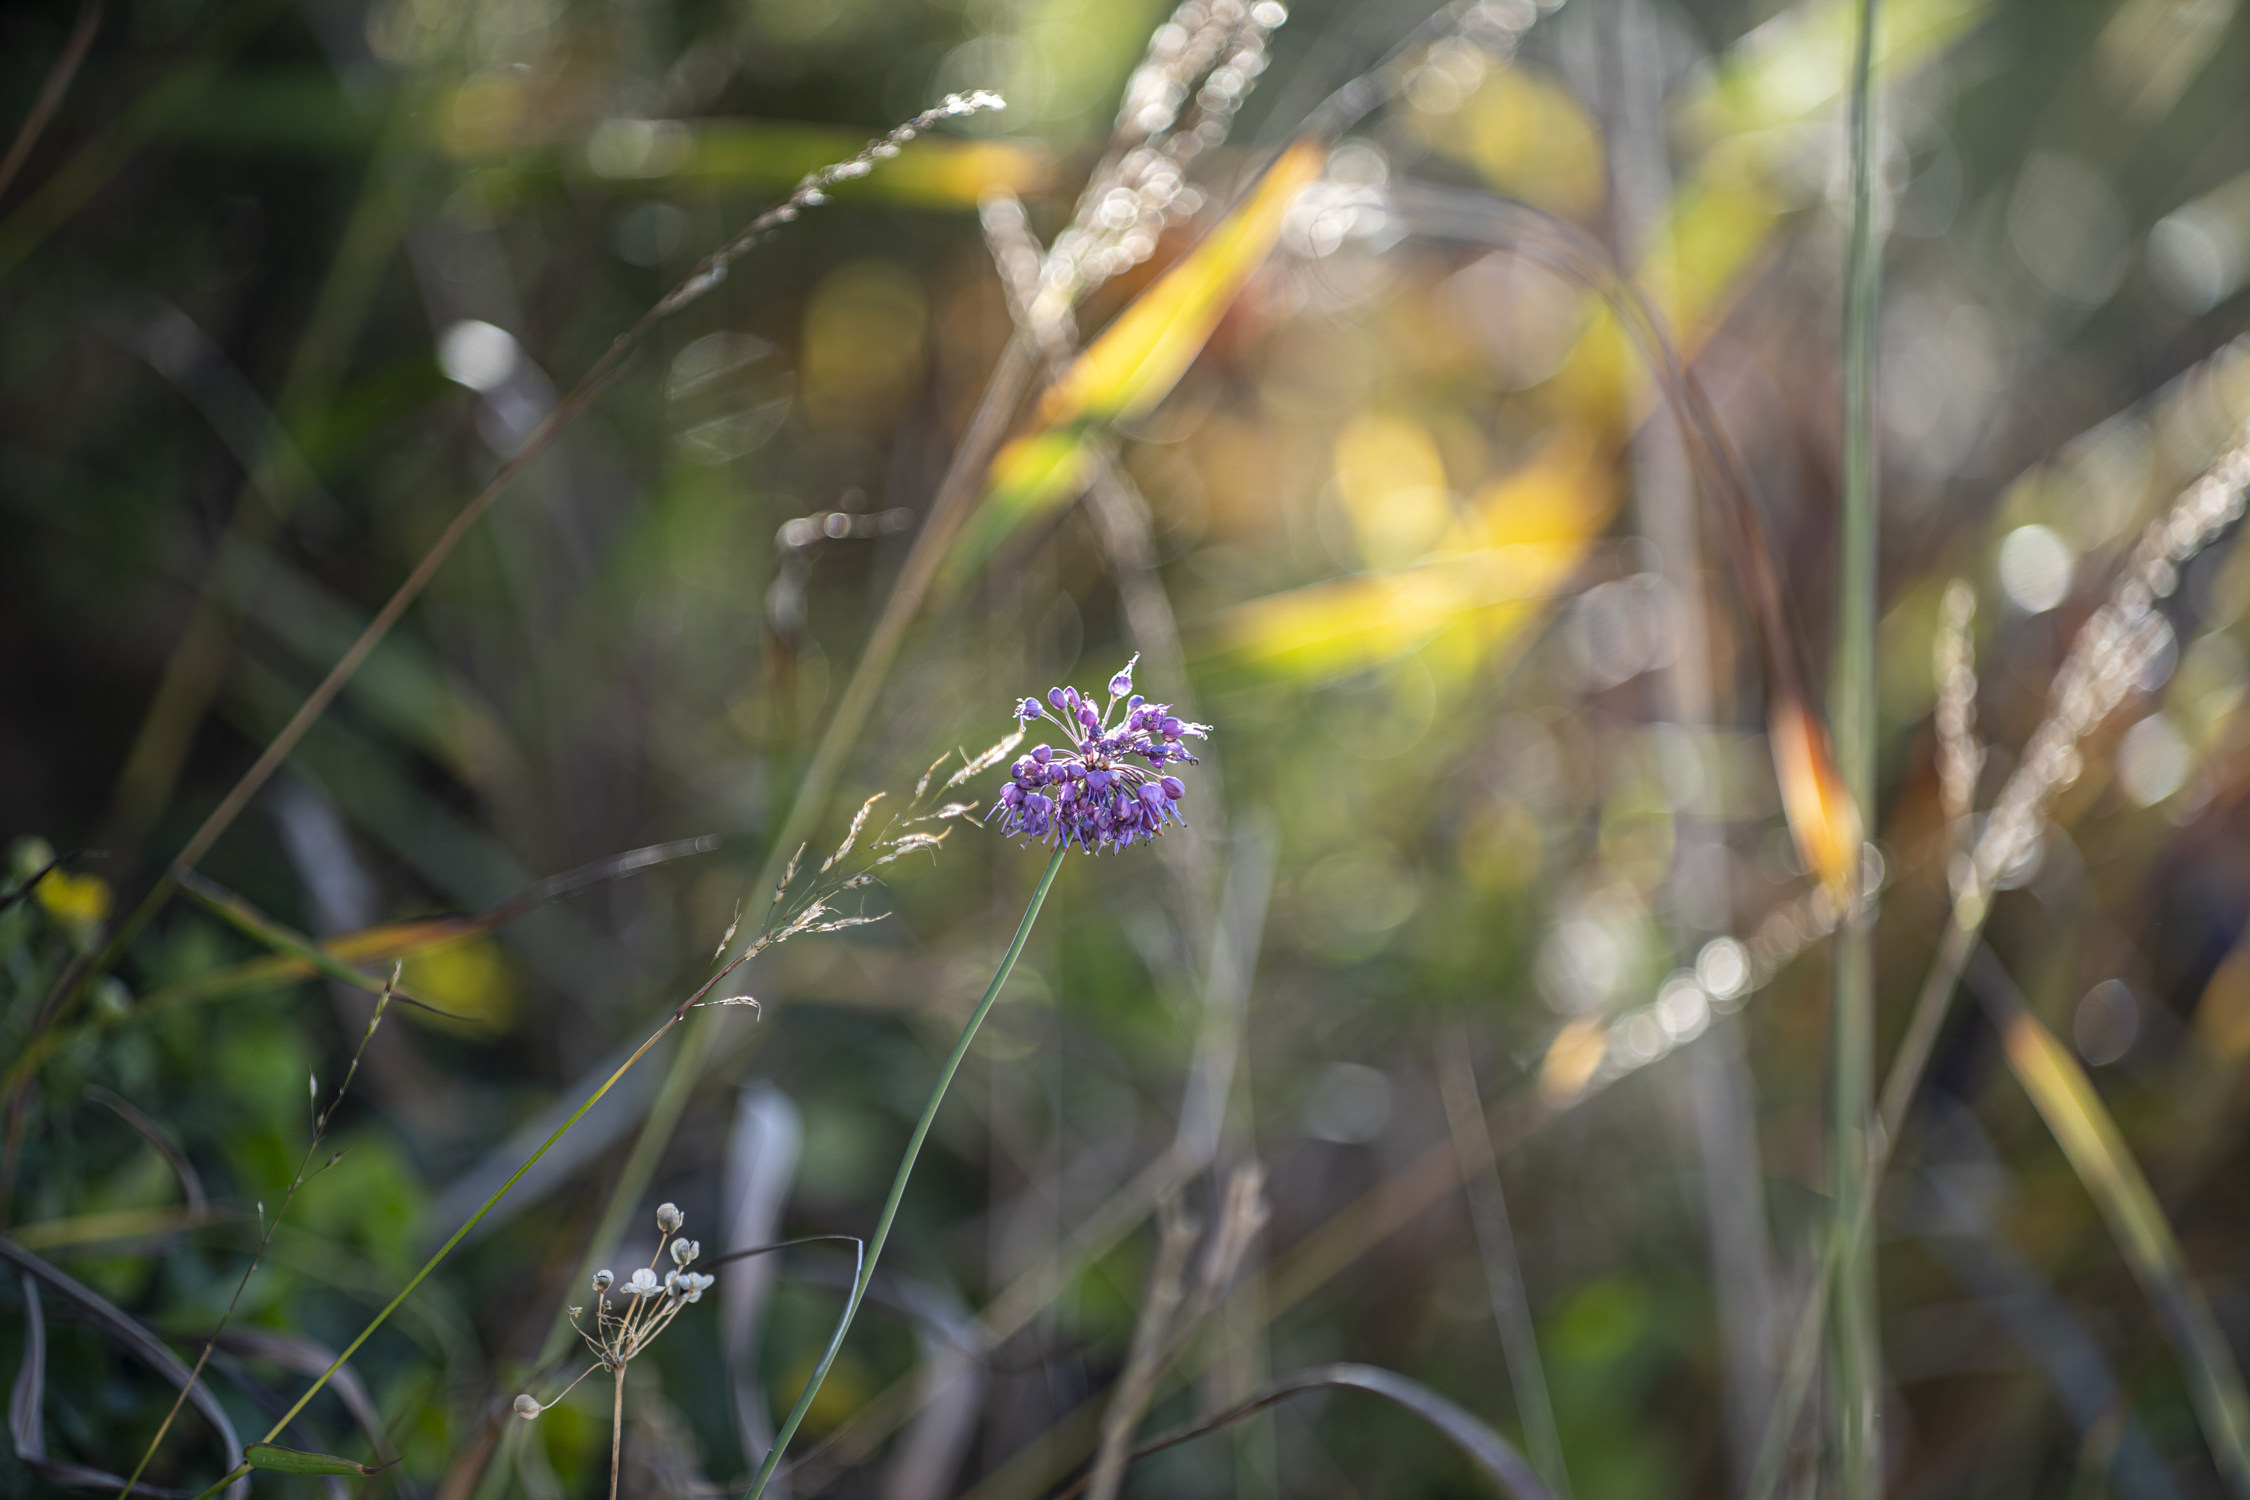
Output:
[1750, 415, 2250, 1500]
[1830, 2, 1885, 1495]
[745, 844, 1065, 1499]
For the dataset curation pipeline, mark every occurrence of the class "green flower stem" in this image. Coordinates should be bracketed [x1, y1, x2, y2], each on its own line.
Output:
[1832, 1, 1885, 1497]
[746, 843, 1066, 1500]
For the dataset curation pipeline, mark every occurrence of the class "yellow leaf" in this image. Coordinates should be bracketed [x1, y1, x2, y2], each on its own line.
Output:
[399, 936, 520, 1036]
[944, 141, 1329, 583]
[1412, 65, 1605, 221]
[1333, 413, 1454, 568]
[1995, 990, 2250, 1492]
[35, 869, 111, 930]
[1539, 1015, 1609, 1105]
[1767, 693, 1861, 898]
[1209, 433, 1613, 681]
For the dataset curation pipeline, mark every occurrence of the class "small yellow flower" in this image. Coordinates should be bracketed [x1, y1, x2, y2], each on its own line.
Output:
[36, 870, 111, 931]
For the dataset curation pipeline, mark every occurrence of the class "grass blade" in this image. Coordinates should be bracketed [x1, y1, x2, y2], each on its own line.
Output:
[242, 1443, 389, 1477]
[1051, 1362, 1557, 1500]
[0, 1239, 249, 1500]
[1972, 950, 2250, 1499]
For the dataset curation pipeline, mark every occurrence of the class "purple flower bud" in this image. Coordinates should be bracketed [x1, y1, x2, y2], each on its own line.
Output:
[1161, 776, 1184, 799]
[1109, 660, 1136, 696]
[1032, 744, 1051, 763]
[1160, 717, 1182, 738]
[1048, 687, 1069, 711]
[1019, 698, 1042, 720]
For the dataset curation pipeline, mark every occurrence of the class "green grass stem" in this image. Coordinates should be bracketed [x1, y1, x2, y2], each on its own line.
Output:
[1830, 1, 1885, 1495]
[745, 842, 1066, 1499]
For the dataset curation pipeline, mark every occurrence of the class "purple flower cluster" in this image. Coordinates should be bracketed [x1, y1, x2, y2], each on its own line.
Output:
[989, 657, 1209, 853]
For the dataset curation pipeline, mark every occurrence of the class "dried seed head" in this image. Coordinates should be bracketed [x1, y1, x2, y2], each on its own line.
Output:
[514, 1394, 543, 1420]
[592, 1269, 614, 1293]
[656, 1202, 684, 1233]
[670, 1237, 701, 1267]
[625, 1268, 662, 1297]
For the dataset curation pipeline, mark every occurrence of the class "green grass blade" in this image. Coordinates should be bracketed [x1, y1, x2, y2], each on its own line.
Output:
[244, 1443, 390, 1477]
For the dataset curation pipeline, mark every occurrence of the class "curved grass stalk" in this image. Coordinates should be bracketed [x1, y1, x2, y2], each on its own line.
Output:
[745, 844, 1065, 1499]
[1050, 1362, 1557, 1500]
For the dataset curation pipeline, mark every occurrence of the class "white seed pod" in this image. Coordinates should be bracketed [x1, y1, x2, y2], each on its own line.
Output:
[514, 1394, 543, 1420]
[656, 1202, 684, 1233]
[625, 1268, 662, 1297]
[670, 1237, 700, 1267]
[592, 1269, 613, 1293]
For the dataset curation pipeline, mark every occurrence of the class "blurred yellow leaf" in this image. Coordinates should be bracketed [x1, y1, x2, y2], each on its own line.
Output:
[2194, 934, 2250, 1061]
[1210, 432, 1613, 681]
[399, 937, 520, 1036]
[801, 261, 929, 429]
[1539, 1015, 1609, 1105]
[943, 140, 1329, 584]
[1413, 65, 1606, 220]
[1685, 0, 1988, 143]
[1334, 413, 1455, 568]
[1546, 178, 1783, 432]
[675, 122, 1058, 204]
[1768, 694, 1861, 898]
[36, 869, 111, 930]
[1994, 986, 2250, 1493]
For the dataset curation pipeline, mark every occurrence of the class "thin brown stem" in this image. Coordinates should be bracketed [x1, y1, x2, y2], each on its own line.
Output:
[610, 1366, 625, 1500]
[0, 0, 103, 204]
